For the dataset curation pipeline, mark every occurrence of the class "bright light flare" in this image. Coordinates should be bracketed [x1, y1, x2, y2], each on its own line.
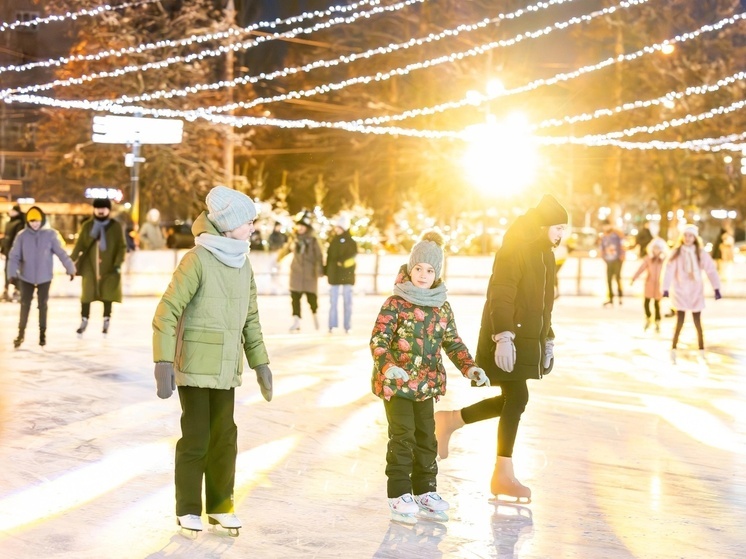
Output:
[462, 113, 538, 196]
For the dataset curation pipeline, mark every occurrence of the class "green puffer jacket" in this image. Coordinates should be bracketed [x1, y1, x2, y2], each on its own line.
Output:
[152, 212, 269, 389]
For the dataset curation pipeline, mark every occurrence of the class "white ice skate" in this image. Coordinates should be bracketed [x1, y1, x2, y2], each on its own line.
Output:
[76, 317, 88, 339]
[208, 513, 241, 536]
[414, 492, 450, 522]
[102, 317, 110, 337]
[388, 493, 418, 525]
[289, 316, 301, 333]
[177, 514, 203, 538]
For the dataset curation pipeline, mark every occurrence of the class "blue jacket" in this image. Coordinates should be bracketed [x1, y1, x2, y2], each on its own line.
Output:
[8, 207, 75, 284]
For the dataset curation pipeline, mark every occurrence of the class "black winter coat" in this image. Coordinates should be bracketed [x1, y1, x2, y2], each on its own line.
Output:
[475, 213, 556, 382]
[325, 230, 357, 285]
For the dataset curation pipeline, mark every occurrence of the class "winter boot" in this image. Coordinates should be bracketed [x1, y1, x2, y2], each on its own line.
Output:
[312, 313, 320, 331]
[289, 316, 301, 333]
[434, 410, 465, 460]
[13, 332, 24, 349]
[490, 456, 531, 503]
[39, 328, 46, 347]
[76, 317, 89, 337]
[102, 317, 110, 335]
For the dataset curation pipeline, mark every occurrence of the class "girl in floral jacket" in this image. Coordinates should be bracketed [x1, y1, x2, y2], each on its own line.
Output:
[370, 230, 489, 524]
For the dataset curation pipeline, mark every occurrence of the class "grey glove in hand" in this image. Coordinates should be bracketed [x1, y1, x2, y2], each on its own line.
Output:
[543, 338, 555, 375]
[254, 364, 273, 402]
[154, 362, 175, 399]
[467, 366, 490, 387]
[384, 366, 409, 381]
[493, 331, 516, 373]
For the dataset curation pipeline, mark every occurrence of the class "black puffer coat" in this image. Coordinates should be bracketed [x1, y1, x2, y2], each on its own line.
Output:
[475, 211, 556, 382]
[325, 229, 357, 285]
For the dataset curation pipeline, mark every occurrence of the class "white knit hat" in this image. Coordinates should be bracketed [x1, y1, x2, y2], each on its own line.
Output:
[334, 214, 350, 230]
[206, 185, 257, 232]
[683, 223, 699, 237]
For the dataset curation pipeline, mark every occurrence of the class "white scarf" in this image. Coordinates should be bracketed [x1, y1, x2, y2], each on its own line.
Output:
[680, 244, 699, 280]
[194, 233, 249, 268]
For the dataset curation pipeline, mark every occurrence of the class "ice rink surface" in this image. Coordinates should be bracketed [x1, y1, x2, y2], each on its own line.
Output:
[0, 292, 744, 558]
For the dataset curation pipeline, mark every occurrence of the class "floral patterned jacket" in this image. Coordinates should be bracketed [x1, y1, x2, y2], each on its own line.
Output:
[370, 277, 476, 402]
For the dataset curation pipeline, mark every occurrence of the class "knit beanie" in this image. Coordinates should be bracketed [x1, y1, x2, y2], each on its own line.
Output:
[683, 224, 699, 237]
[92, 198, 112, 209]
[334, 215, 350, 231]
[206, 185, 257, 232]
[26, 206, 44, 222]
[408, 230, 445, 279]
[535, 194, 568, 226]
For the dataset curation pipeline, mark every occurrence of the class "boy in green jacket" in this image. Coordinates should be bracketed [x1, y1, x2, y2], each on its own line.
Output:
[152, 185, 273, 537]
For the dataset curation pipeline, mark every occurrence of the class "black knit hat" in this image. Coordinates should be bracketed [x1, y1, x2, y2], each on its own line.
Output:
[535, 194, 568, 226]
[92, 198, 112, 209]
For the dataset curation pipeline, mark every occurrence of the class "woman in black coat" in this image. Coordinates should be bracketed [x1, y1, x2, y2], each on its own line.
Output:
[434, 194, 568, 503]
[325, 215, 357, 333]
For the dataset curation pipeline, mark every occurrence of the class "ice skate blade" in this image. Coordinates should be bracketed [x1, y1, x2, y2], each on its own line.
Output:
[209, 524, 240, 537]
[390, 512, 417, 525]
[490, 494, 531, 505]
[416, 509, 449, 523]
[178, 526, 200, 539]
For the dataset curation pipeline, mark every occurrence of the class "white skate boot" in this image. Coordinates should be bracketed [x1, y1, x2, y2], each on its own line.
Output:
[289, 316, 301, 333]
[388, 493, 418, 525]
[102, 316, 110, 337]
[76, 317, 88, 338]
[177, 514, 203, 537]
[208, 512, 241, 536]
[414, 491, 450, 522]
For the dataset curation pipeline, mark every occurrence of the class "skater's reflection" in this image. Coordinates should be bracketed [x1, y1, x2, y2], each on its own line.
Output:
[491, 502, 534, 558]
[373, 520, 447, 558]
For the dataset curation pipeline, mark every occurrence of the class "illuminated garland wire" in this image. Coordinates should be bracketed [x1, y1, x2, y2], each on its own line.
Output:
[0, 0, 423, 99]
[112, 0, 580, 105]
[0, 0, 381, 75]
[352, 10, 746, 125]
[550, 131, 746, 151]
[536, 70, 746, 130]
[0, 0, 160, 33]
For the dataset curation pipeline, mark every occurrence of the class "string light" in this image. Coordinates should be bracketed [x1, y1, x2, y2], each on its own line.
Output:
[109, 0, 579, 105]
[547, 131, 746, 151]
[0, 0, 423, 99]
[352, 10, 746, 125]
[0, 0, 160, 33]
[536, 70, 746, 130]
[0, 0, 381, 75]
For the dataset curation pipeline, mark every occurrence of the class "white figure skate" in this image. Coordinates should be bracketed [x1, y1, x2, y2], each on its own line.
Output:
[414, 492, 450, 522]
[388, 493, 418, 525]
[208, 513, 241, 537]
[177, 514, 203, 538]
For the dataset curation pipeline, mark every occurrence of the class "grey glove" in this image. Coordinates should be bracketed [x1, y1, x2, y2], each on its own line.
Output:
[384, 365, 409, 381]
[154, 362, 175, 399]
[543, 338, 555, 375]
[254, 364, 273, 402]
[467, 366, 490, 387]
[493, 331, 516, 373]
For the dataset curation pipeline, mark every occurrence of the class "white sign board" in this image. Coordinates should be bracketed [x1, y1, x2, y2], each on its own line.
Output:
[92, 115, 183, 145]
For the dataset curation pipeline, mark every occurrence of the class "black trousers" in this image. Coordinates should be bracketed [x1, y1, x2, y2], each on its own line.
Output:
[644, 298, 661, 321]
[81, 301, 112, 318]
[175, 386, 237, 516]
[605, 260, 623, 300]
[460, 380, 529, 458]
[290, 290, 318, 317]
[383, 396, 437, 498]
[18, 280, 51, 335]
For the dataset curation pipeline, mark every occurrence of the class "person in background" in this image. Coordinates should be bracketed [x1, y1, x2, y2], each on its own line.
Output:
[267, 221, 287, 252]
[630, 237, 667, 333]
[7, 206, 76, 348]
[370, 230, 488, 524]
[633, 221, 654, 258]
[277, 211, 324, 332]
[139, 208, 167, 250]
[600, 218, 626, 307]
[434, 194, 568, 504]
[70, 198, 127, 337]
[152, 185, 273, 536]
[2, 204, 25, 302]
[662, 224, 721, 364]
[249, 228, 264, 252]
[325, 215, 357, 334]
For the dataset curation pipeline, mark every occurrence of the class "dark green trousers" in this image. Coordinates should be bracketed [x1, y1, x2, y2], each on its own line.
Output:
[175, 386, 237, 516]
[383, 396, 438, 498]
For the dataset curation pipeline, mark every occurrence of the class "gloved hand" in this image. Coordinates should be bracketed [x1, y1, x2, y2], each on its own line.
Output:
[493, 331, 516, 373]
[663, 290, 669, 298]
[69, 274, 75, 281]
[543, 338, 555, 374]
[154, 362, 175, 399]
[384, 365, 409, 381]
[714, 289, 722, 300]
[254, 364, 273, 402]
[466, 366, 490, 387]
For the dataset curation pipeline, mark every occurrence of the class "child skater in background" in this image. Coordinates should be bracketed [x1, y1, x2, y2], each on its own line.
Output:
[370, 230, 489, 524]
[630, 237, 668, 333]
[662, 224, 721, 364]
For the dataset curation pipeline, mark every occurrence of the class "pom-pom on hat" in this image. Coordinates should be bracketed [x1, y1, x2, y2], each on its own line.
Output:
[683, 223, 699, 237]
[535, 194, 568, 226]
[92, 198, 112, 210]
[206, 185, 257, 232]
[408, 229, 446, 280]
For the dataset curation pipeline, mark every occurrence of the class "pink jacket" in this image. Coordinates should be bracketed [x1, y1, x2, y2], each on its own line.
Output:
[662, 249, 720, 312]
[632, 255, 664, 299]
